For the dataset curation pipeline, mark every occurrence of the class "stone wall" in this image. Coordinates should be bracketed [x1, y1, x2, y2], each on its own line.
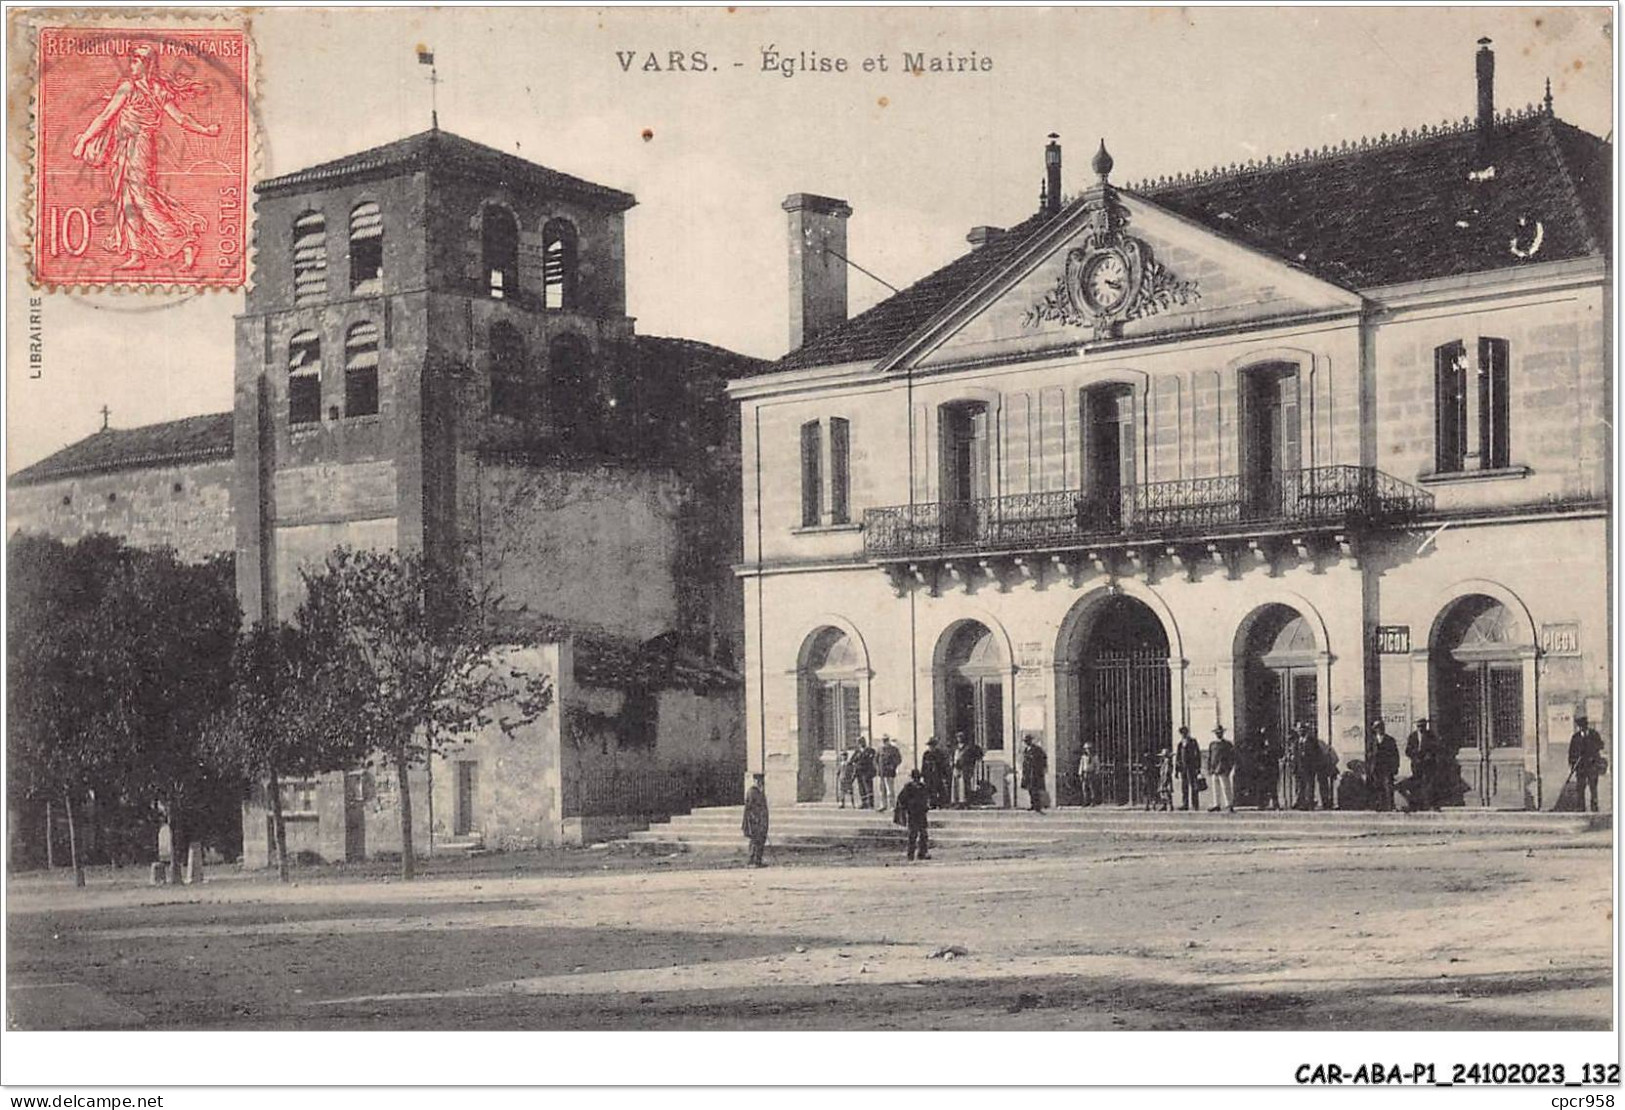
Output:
[9, 458, 234, 562]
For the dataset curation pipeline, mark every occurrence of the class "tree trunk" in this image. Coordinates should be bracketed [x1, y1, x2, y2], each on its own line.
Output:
[63, 791, 85, 887]
[268, 769, 290, 884]
[44, 800, 56, 869]
[396, 754, 415, 881]
[168, 805, 185, 885]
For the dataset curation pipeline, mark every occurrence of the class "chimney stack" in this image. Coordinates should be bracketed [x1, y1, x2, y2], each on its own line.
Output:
[783, 193, 852, 351]
[966, 226, 1005, 250]
[1476, 37, 1496, 135]
[1044, 133, 1063, 216]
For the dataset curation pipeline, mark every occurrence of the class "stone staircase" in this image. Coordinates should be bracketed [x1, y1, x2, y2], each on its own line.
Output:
[622, 803, 1610, 853]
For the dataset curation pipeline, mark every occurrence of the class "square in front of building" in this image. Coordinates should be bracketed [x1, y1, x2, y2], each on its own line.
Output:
[31, 24, 250, 288]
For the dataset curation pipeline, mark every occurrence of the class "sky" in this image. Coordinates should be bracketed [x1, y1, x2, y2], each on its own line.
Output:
[5, 5, 1614, 473]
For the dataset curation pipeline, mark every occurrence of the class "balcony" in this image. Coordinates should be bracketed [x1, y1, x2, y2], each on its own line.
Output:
[862, 465, 1434, 562]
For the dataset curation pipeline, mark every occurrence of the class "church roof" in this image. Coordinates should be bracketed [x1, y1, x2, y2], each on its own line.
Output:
[776, 110, 1610, 372]
[9, 413, 234, 487]
[257, 128, 637, 210]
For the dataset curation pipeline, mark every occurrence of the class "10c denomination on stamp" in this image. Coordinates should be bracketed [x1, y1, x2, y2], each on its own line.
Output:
[32, 24, 250, 289]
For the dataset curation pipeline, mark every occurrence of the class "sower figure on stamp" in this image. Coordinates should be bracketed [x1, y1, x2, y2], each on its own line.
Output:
[71, 43, 220, 272]
[1569, 714, 1606, 813]
[896, 769, 931, 861]
[742, 773, 769, 867]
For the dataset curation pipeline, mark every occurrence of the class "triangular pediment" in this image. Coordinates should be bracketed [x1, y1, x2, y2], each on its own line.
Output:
[890, 190, 1363, 373]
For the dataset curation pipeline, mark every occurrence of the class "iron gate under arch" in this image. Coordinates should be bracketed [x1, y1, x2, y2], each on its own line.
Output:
[1087, 648, 1172, 805]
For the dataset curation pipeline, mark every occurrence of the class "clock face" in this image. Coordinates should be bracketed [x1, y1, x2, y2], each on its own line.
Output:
[1083, 251, 1130, 312]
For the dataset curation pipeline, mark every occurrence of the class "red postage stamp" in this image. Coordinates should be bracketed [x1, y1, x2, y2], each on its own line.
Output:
[31, 24, 251, 288]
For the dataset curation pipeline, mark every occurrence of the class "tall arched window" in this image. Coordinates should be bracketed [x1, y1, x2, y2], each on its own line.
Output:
[482, 206, 519, 299]
[542, 218, 578, 310]
[344, 321, 380, 417]
[288, 330, 322, 425]
[488, 322, 528, 418]
[349, 201, 383, 293]
[546, 333, 593, 435]
[292, 211, 327, 304]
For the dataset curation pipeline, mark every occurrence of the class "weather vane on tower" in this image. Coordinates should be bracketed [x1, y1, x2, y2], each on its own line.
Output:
[417, 45, 439, 130]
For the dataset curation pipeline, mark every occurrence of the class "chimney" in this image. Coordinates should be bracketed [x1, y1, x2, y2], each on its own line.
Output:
[1476, 37, 1496, 135]
[966, 226, 1004, 250]
[1044, 133, 1062, 216]
[783, 193, 852, 350]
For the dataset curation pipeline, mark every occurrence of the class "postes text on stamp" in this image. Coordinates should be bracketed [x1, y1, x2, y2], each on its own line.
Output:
[33, 26, 250, 289]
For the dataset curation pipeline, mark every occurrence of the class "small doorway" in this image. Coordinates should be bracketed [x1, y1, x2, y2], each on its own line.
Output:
[1432, 597, 1528, 808]
[798, 627, 867, 802]
[1239, 363, 1301, 518]
[940, 402, 991, 544]
[1081, 384, 1135, 529]
[1237, 604, 1319, 808]
[453, 762, 478, 837]
[941, 622, 1006, 756]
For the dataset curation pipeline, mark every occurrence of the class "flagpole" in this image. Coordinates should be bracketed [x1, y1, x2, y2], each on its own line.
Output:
[431, 61, 439, 131]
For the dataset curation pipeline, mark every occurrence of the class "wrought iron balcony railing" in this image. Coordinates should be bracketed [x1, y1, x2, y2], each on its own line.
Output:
[862, 465, 1434, 560]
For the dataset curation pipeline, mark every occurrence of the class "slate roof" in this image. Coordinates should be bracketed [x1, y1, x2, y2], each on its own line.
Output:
[776, 110, 1611, 372]
[9, 413, 234, 487]
[257, 129, 637, 210]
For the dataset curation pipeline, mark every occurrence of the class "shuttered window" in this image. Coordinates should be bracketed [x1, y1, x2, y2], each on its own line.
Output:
[288, 331, 321, 425]
[1479, 337, 1511, 469]
[482, 207, 519, 300]
[829, 417, 851, 524]
[344, 321, 380, 417]
[349, 202, 383, 293]
[1434, 341, 1468, 473]
[800, 420, 822, 527]
[293, 212, 327, 304]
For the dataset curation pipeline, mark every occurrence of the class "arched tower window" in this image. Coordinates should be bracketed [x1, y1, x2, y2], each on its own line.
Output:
[292, 211, 327, 304]
[288, 330, 322, 425]
[489, 322, 528, 419]
[546, 333, 593, 435]
[344, 321, 380, 417]
[349, 201, 383, 293]
[542, 218, 578, 310]
[482, 206, 519, 299]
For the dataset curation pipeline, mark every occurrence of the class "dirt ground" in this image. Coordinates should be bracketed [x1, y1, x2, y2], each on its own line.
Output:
[5, 831, 1614, 1031]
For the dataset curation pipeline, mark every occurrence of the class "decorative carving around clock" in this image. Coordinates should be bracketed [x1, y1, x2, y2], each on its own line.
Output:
[1022, 190, 1200, 338]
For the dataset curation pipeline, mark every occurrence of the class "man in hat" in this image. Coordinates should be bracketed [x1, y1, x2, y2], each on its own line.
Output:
[1369, 718, 1401, 811]
[851, 736, 878, 809]
[954, 732, 983, 809]
[877, 735, 903, 811]
[896, 768, 932, 860]
[1020, 734, 1049, 814]
[741, 773, 770, 867]
[1569, 714, 1606, 813]
[1174, 726, 1204, 811]
[1207, 725, 1236, 813]
[1405, 717, 1441, 810]
[1255, 724, 1282, 810]
[1077, 741, 1100, 806]
[1291, 722, 1322, 810]
[921, 736, 951, 808]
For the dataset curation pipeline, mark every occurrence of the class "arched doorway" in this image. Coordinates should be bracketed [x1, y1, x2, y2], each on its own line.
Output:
[1235, 604, 1319, 808]
[797, 627, 866, 802]
[937, 621, 1007, 759]
[1430, 595, 1530, 808]
[1059, 595, 1172, 805]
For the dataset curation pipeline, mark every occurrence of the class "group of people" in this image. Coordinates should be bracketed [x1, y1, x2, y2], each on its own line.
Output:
[733, 713, 1612, 866]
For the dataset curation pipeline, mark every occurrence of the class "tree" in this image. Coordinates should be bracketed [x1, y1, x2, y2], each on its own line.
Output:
[296, 547, 553, 880]
[206, 622, 370, 882]
[93, 547, 240, 880]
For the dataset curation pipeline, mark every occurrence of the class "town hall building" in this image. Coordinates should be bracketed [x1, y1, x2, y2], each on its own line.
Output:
[730, 41, 1611, 812]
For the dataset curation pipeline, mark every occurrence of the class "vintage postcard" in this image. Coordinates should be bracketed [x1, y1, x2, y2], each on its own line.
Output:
[2, 3, 1617, 1098]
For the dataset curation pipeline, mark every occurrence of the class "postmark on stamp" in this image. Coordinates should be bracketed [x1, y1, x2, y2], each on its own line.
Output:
[30, 23, 251, 289]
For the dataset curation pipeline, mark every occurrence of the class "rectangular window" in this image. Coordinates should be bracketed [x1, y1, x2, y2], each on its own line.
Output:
[1434, 341, 1468, 473]
[1479, 337, 1510, 469]
[345, 367, 379, 417]
[800, 420, 822, 527]
[829, 417, 850, 524]
[289, 375, 321, 425]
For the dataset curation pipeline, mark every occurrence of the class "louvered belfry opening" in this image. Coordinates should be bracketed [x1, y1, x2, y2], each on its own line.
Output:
[349, 201, 383, 293]
[344, 320, 380, 417]
[287, 330, 321, 425]
[292, 211, 327, 304]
